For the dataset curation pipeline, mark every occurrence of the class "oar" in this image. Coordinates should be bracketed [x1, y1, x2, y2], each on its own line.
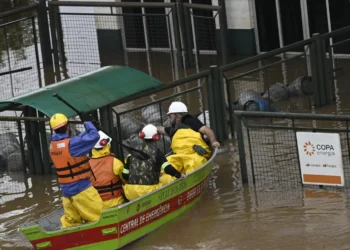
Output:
[52, 93, 150, 160]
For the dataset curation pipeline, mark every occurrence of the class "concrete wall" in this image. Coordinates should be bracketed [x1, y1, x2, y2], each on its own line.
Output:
[59, 0, 258, 59]
[224, 0, 257, 56]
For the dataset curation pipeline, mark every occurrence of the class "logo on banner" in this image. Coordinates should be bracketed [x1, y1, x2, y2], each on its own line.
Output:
[304, 141, 315, 156]
[296, 132, 344, 187]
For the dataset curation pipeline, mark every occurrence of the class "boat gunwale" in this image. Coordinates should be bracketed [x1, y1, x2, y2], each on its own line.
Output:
[117, 147, 218, 209]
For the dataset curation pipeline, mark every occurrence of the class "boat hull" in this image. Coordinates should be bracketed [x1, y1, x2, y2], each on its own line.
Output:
[19, 149, 217, 250]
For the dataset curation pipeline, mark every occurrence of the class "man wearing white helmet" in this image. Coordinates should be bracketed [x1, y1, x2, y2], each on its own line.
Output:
[122, 124, 184, 201]
[157, 101, 220, 183]
[159, 101, 220, 148]
[89, 131, 126, 209]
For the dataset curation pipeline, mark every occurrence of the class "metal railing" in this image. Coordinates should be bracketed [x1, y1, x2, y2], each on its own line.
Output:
[4, 1, 350, 179]
[47, 1, 227, 83]
[321, 26, 350, 112]
[0, 6, 43, 101]
[113, 82, 208, 159]
[234, 110, 350, 190]
[221, 38, 316, 136]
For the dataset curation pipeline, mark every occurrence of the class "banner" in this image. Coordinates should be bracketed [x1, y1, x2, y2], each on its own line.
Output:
[296, 132, 344, 186]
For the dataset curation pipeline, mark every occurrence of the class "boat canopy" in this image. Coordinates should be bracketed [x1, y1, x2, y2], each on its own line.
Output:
[0, 66, 163, 118]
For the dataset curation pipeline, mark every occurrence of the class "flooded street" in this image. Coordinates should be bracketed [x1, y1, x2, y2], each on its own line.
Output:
[2, 141, 350, 249]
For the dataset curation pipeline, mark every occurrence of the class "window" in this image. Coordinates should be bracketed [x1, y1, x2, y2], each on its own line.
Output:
[255, 0, 279, 51]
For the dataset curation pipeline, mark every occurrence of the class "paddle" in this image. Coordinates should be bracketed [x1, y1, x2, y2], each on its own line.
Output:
[52, 93, 150, 160]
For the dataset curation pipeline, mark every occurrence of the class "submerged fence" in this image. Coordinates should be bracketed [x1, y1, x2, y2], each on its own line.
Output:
[234, 111, 350, 189]
[4, 1, 350, 179]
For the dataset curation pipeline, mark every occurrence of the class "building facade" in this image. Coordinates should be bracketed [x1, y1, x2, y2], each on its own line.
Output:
[57, 0, 350, 64]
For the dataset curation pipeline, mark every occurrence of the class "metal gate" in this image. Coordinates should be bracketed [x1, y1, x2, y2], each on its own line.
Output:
[0, 15, 42, 101]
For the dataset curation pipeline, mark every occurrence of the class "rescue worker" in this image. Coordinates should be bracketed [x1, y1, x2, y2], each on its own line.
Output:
[157, 102, 220, 184]
[122, 124, 184, 201]
[49, 113, 103, 228]
[89, 131, 126, 209]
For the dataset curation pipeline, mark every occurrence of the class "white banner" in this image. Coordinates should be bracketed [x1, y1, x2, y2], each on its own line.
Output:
[296, 132, 344, 186]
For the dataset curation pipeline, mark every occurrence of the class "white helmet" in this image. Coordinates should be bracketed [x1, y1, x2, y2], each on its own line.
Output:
[94, 131, 112, 149]
[167, 101, 188, 114]
[139, 124, 159, 140]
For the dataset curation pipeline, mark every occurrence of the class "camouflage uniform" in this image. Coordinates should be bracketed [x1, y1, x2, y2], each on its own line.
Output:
[126, 143, 161, 185]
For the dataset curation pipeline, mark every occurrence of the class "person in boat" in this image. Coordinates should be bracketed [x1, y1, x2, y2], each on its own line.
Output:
[49, 113, 103, 229]
[157, 101, 220, 184]
[122, 124, 185, 201]
[89, 131, 126, 208]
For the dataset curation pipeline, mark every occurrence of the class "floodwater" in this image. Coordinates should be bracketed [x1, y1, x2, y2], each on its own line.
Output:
[3, 3, 350, 250]
[3, 142, 350, 250]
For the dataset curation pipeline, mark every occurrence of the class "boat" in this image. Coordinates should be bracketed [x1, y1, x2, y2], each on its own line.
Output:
[0, 65, 218, 249]
[19, 148, 218, 249]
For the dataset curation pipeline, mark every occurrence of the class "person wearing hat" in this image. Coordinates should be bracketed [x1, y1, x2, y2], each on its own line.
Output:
[49, 113, 103, 229]
[89, 131, 126, 209]
[122, 124, 184, 201]
[157, 101, 220, 184]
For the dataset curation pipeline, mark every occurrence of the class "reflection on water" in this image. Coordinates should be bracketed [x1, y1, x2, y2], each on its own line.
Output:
[0, 169, 61, 249]
[2, 142, 350, 249]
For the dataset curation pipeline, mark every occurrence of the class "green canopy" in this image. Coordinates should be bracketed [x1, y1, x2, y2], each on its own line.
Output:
[0, 66, 163, 118]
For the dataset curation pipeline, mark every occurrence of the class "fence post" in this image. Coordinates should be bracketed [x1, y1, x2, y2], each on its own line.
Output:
[208, 65, 228, 141]
[30, 108, 44, 175]
[17, 120, 27, 172]
[234, 113, 248, 183]
[217, 3, 228, 65]
[115, 113, 124, 160]
[99, 106, 111, 135]
[310, 33, 329, 107]
[37, 0, 55, 85]
[49, 4, 61, 82]
[182, 4, 195, 68]
[23, 108, 35, 173]
[99, 106, 121, 158]
[38, 111, 51, 174]
[172, 3, 183, 71]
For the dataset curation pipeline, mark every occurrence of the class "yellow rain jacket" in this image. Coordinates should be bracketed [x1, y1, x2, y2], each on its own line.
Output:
[90, 144, 126, 209]
[160, 128, 211, 185]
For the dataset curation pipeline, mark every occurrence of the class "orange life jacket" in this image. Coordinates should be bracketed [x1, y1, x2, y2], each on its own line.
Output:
[89, 155, 123, 201]
[50, 138, 92, 184]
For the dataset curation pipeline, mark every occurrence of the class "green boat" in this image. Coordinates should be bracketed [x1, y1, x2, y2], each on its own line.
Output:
[18, 148, 217, 249]
[0, 66, 218, 249]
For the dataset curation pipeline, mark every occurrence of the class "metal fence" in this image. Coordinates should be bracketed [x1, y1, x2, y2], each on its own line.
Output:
[323, 27, 350, 113]
[0, 4, 51, 177]
[0, 4, 43, 101]
[112, 70, 211, 159]
[222, 30, 350, 137]
[0, 115, 34, 173]
[48, 1, 227, 83]
[234, 111, 350, 191]
[222, 39, 318, 137]
[182, 3, 226, 71]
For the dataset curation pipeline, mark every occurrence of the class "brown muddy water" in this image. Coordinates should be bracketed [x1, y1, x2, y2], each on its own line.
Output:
[3, 5, 350, 250]
[2, 141, 350, 250]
